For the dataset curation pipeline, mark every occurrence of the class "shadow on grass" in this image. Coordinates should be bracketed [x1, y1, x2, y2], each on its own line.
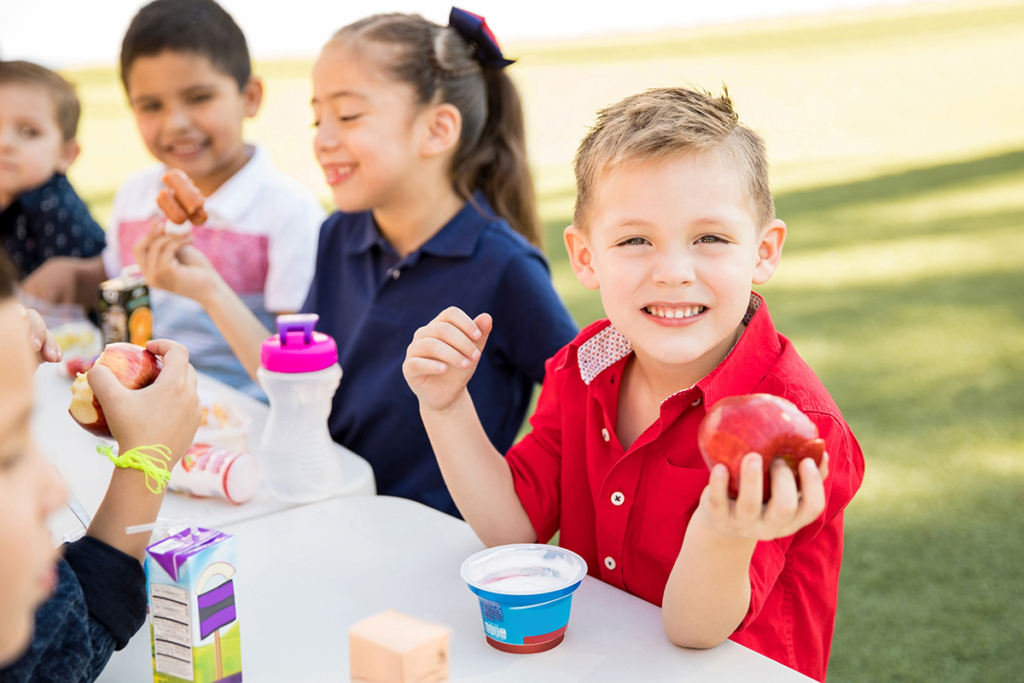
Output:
[776, 149, 1024, 216]
[784, 204, 1024, 254]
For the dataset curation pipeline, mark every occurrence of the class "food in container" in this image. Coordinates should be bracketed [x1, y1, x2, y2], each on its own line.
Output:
[461, 544, 587, 653]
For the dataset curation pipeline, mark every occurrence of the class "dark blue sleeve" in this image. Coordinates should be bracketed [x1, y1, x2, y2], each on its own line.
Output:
[0, 537, 148, 683]
[488, 252, 578, 384]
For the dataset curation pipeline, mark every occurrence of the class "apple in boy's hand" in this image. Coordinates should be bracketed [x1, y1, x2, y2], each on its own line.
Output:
[68, 343, 163, 437]
[697, 394, 826, 502]
[62, 355, 97, 379]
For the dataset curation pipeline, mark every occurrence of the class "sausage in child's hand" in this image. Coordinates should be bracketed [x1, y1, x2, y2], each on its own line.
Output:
[162, 170, 204, 213]
[187, 205, 208, 225]
[156, 188, 190, 224]
[161, 169, 208, 224]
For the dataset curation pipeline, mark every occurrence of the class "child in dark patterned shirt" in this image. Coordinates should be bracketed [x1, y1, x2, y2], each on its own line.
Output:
[0, 61, 105, 282]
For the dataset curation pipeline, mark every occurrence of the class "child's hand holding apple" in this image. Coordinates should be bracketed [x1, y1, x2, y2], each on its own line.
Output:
[71, 340, 202, 464]
[694, 394, 830, 542]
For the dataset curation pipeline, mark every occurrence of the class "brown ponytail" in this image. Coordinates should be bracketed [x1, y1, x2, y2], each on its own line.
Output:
[331, 14, 542, 246]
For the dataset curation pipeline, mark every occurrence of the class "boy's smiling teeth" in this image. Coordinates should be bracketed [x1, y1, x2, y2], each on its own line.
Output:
[170, 141, 206, 154]
[643, 305, 707, 319]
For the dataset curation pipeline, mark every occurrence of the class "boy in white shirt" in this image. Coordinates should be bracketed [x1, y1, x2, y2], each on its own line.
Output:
[28, 0, 324, 398]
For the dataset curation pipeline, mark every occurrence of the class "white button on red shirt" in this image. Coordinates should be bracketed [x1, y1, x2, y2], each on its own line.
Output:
[604, 556, 616, 570]
[611, 491, 625, 506]
[601, 428, 610, 442]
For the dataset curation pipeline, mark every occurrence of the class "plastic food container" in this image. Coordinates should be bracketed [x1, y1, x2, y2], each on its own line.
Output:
[169, 444, 260, 505]
[460, 544, 587, 653]
[194, 394, 251, 455]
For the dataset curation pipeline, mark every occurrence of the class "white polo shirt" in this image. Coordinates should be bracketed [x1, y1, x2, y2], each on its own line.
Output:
[104, 145, 326, 398]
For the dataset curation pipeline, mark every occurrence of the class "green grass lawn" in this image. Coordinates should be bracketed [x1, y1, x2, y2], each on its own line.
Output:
[61, 1, 1024, 680]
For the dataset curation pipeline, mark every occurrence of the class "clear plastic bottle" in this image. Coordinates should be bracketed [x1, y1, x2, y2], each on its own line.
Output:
[257, 314, 345, 502]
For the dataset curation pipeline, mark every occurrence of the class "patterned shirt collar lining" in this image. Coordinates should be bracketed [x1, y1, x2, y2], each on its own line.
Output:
[576, 293, 762, 389]
[577, 325, 633, 385]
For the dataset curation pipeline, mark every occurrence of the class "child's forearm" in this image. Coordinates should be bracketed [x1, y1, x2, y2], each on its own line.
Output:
[87, 467, 168, 562]
[661, 510, 757, 649]
[197, 276, 270, 382]
[420, 390, 536, 547]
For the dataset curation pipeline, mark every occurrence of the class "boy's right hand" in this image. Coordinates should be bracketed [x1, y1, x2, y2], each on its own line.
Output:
[87, 339, 202, 463]
[133, 223, 218, 304]
[404, 307, 492, 413]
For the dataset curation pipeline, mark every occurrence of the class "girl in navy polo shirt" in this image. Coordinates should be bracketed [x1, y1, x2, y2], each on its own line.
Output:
[133, 8, 577, 516]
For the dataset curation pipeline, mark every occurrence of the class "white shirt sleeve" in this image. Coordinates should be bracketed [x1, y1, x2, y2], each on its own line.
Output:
[262, 187, 326, 313]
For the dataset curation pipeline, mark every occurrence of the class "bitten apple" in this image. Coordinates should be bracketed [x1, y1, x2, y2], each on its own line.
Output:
[697, 394, 826, 501]
[68, 343, 162, 437]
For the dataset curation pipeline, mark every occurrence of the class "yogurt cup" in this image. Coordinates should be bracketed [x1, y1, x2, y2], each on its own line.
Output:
[460, 544, 587, 653]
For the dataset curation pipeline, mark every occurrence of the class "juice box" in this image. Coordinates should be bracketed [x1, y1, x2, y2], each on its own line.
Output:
[145, 528, 242, 683]
[99, 269, 152, 346]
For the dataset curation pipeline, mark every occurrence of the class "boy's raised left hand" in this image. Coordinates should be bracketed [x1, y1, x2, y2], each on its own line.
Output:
[696, 452, 830, 541]
[403, 307, 492, 413]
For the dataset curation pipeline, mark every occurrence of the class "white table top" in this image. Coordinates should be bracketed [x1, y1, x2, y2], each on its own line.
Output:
[99, 496, 811, 683]
[32, 362, 376, 542]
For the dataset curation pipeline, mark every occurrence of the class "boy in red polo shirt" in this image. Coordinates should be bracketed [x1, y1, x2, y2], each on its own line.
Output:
[403, 86, 864, 681]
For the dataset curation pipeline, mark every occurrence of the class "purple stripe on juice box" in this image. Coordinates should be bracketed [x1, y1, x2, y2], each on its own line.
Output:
[198, 580, 235, 609]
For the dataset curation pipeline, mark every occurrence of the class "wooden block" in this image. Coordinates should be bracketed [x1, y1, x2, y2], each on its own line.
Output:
[349, 610, 450, 683]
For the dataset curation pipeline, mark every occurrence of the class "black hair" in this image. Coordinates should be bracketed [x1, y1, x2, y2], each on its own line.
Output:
[332, 14, 541, 246]
[120, 0, 251, 91]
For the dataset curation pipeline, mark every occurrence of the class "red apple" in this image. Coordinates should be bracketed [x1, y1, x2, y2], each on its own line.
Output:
[68, 343, 162, 437]
[697, 394, 826, 501]
[62, 355, 97, 379]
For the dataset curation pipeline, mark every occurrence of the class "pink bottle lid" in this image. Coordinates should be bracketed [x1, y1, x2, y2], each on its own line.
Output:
[260, 314, 338, 373]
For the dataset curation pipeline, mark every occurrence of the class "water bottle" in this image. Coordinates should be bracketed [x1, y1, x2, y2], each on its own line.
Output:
[257, 314, 345, 502]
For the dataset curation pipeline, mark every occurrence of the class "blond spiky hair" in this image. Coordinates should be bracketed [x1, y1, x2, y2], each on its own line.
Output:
[573, 86, 774, 233]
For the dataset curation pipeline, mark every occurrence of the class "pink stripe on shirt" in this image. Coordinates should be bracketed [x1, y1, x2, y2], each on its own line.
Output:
[119, 220, 269, 295]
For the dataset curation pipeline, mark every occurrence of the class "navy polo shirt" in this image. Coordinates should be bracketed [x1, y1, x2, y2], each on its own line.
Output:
[303, 196, 578, 516]
[0, 174, 105, 277]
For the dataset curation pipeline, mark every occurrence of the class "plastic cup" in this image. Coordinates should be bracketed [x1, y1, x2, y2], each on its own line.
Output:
[460, 544, 587, 653]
